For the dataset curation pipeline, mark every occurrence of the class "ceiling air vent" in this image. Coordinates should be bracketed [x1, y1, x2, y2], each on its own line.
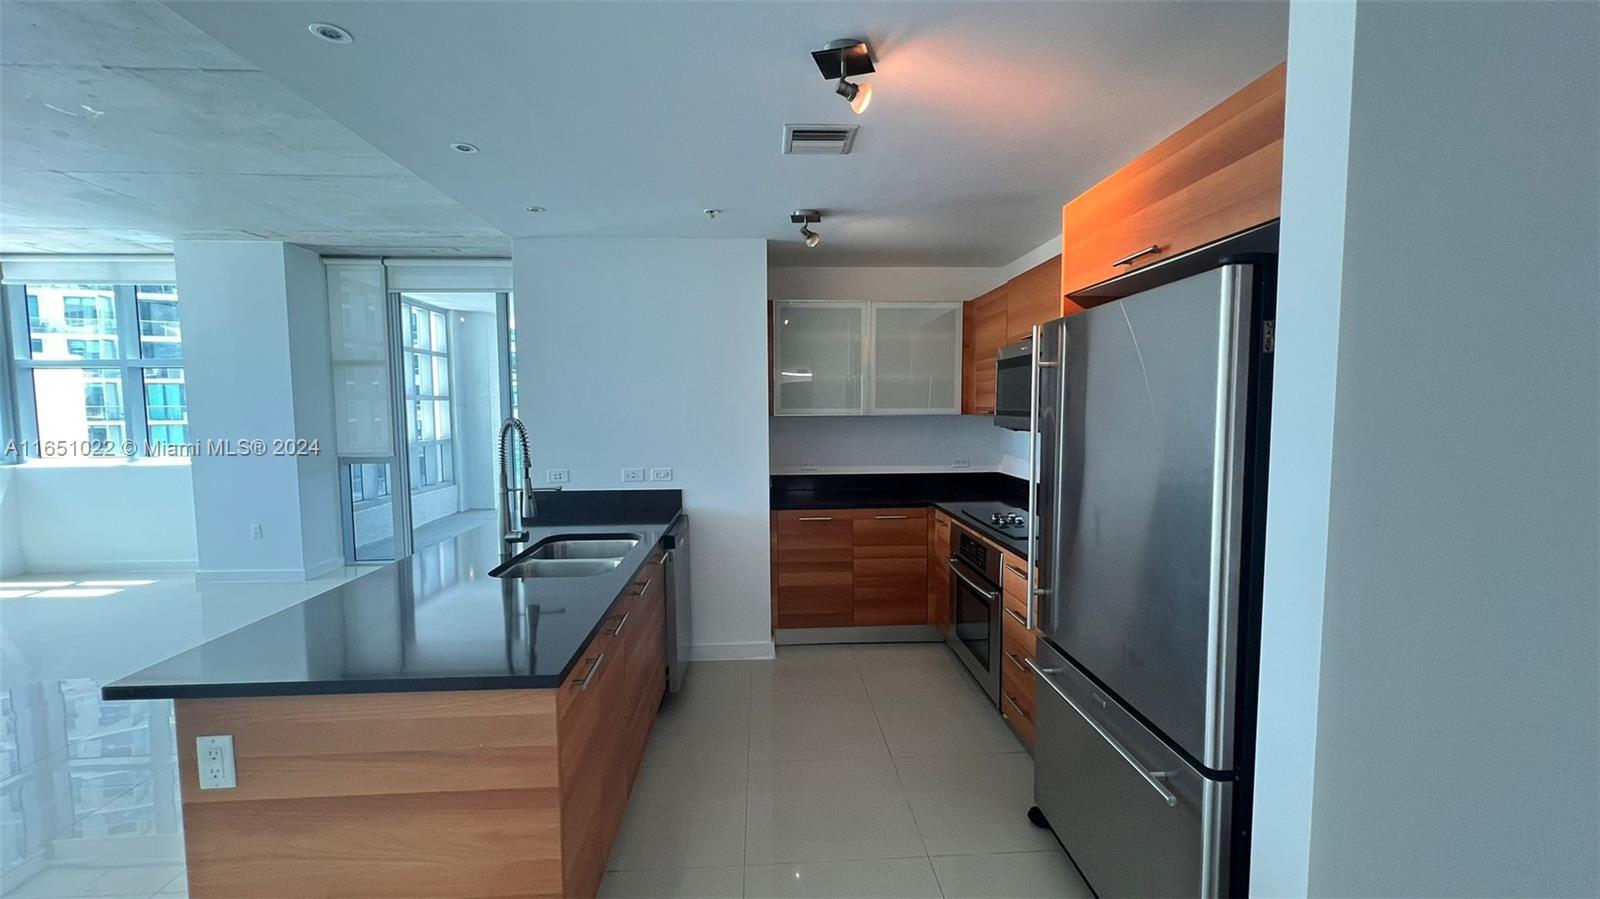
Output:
[783, 124, 859, 155]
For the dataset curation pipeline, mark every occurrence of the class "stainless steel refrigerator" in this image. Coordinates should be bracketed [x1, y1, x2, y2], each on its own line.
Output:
[1025, 229, 1276, 898]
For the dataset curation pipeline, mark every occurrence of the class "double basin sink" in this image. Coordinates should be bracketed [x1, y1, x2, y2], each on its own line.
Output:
[491, 534, 641, 579]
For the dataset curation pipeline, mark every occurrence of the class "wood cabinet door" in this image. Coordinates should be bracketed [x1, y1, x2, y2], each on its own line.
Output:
[1061, 62, 1285, 298]
[852, 508, 929, 626]
[1004, 255, 1071, 342]
[773, 510, 856, 628]
[961, 302, 977, 413]
[968, 287, 1008, 415]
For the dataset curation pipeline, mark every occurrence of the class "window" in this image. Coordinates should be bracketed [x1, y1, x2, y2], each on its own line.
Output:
[4, 284, 186, 458]
[402, 299, 453, 489]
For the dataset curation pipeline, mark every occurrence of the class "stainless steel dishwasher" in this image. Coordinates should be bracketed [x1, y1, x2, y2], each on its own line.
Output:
[660, 517, 690, 693]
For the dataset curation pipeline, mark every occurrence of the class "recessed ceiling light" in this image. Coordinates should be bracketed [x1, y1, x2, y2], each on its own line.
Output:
[525, 205, 545, 213]
[451, 142, 480, 154]
[308, 22, 353, 44]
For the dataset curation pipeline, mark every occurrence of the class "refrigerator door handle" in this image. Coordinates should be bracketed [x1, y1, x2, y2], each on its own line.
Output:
[1026, 324, 1040, 629]
[1027, 658, 1179, 809]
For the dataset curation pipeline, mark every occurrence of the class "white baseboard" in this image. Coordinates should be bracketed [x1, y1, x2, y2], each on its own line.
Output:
[689, 639, 776, 661]
[21, 558, 197, 575]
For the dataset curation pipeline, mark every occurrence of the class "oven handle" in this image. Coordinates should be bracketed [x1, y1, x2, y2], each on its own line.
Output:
[946, 558, 1000, 601]
[1027, 658, 1179, 809]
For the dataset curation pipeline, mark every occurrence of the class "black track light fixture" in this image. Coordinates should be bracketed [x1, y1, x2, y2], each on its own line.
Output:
[790, 210, 822, 248]
[812, 38, 875, 115]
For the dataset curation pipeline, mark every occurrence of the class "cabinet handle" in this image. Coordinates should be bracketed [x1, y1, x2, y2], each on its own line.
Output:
[1004, 608, 1027, 627]
[654, 550, 670, 564]
[797, 516, 833, 522]
[1004, 563, 1027, 578]
[608, 610, 631, 637]
[1003, 692, 1031, 721]
[1112, 244, 1163, 267]
[574, 653, 605, 691]
[1005, 650, 1028, 672]
[632, 578, 653, 597]
[874, 514, 909, 520]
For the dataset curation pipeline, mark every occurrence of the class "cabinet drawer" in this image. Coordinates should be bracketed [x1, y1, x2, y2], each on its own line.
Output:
[776, 510, 855, 546]
[1001, 557, 1030, 620]
[1000, 635, 1036, 707]
[852, 509, 928, 549]
[1000, 680, 1036, 748]
[1001, 601, 1037, 660]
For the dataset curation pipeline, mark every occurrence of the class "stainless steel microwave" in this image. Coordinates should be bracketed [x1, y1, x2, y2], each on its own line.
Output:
[993, 338, 1033, 430]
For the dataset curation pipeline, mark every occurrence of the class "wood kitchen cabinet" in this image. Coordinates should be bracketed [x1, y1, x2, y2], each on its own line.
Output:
[1004, 255, 1076, 343]
[1061, 62, 1286, 298]
[963, 286, 1008, 415]
[853, 508, 929, 626]
[997, 551, 1039, 749]
[772, 508, 930, 629]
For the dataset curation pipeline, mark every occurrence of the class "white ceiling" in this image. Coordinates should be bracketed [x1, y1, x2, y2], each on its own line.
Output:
[167, 0, 1287, 267]
[0, 1, 509, 256]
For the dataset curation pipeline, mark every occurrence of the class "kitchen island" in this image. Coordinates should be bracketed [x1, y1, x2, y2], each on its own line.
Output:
[103, 490, 684, 899]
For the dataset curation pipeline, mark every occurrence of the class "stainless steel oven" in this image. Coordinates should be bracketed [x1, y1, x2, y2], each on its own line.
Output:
[946, 525, 1002, 705]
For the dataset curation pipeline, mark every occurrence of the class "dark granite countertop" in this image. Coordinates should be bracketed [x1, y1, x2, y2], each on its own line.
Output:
[772, 472, 1032, 558]
[102, 490, 682, 701]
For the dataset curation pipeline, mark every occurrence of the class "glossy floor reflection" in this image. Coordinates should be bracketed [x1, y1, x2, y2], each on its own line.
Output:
[602, 645, 1092, 899]
[0, 568, 372, 899]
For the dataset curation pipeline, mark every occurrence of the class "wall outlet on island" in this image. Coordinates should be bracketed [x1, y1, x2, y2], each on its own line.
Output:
[547, 468, 569, 484]
[196, 735, 236, 790]
[621, 467, 645, 483]
[649, 467, 673, 482]
[952, 459, 972, 469]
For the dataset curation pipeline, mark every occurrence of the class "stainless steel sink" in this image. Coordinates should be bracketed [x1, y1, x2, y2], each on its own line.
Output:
[526, 537, 639, 560]
[492, 533, 641, 579]
[496, 558, 623, 578]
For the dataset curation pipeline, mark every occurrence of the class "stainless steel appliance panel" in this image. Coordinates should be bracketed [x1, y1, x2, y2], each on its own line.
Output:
[1036, 265, 1252, 769]
[993, 338, 1034, 430]
[662, 517, 690, 693]
[945, 527, 1001, 706]
[1031, 640, 1231, 898]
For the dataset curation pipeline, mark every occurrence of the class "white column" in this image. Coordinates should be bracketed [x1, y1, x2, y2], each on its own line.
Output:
[174, 241, 342, 580]
[1254, 2, 1599, 896]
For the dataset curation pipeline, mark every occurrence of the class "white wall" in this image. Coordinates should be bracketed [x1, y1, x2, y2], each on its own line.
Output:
[452, 310, 501, 510]
[514, 239, 771, 660]
[4, 463, 198, 573]
[176, 240, 341, 580]
[1254, 2, 1600, 896]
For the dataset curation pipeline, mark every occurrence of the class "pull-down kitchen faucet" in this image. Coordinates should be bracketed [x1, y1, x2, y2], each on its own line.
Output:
[498, 417, 538, 545]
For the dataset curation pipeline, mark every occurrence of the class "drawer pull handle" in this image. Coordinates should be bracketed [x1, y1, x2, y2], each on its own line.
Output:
[632, 578, 653, 597]
[655, 551, 670, 564]
[1004, 564, 1027, 578]
[1004, 608, 1027, 626]
[1003, 692, 1031, 721]
[874, 514, 909, 520]
[1112, 245, 1163, 267]
[1005, 650, 1028, 672]
[797, 516, 833, 522]
[574, 653, 605, 691]
[608, 610, 631, 637]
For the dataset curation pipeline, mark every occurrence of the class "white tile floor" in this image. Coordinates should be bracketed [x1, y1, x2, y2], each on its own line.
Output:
[601, 645, 1093, 899]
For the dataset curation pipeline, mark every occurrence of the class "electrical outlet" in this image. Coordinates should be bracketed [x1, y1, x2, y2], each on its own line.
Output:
[621, 467, 645, 483]
[547, 468, 570, 484]
[196, 735, 237, 790]
[799, 461, 818, 472]
[952, 459, 972, 470]
[649, 467, 673, 482]
[249, 523, 263, 539]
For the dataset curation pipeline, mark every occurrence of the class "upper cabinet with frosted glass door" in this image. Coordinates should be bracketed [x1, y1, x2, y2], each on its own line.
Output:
[869, 303, 962, 414]
[770, 301, 962, 416]
[772, 302, 868, 414]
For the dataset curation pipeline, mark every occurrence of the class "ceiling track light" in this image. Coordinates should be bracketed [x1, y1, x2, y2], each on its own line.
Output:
[790, 209, 822, 248]
[812, 38, 875, 115]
